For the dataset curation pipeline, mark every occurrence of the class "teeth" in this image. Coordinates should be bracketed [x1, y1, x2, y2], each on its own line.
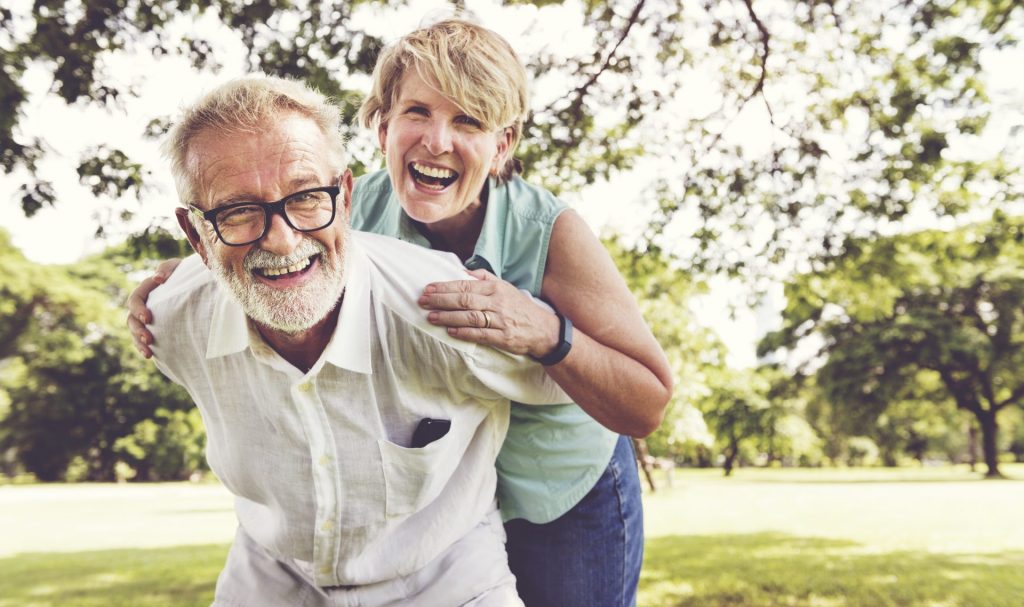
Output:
[260, 257, 312, 277]
[412, 162, 455, 179]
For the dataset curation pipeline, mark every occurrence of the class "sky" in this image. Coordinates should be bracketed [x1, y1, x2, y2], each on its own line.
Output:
[2, 0, 1020, 369]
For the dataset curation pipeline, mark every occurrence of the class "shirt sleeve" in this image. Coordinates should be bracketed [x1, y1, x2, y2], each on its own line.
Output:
[462, 343, 570, 405]
[147, 254, 213, 391]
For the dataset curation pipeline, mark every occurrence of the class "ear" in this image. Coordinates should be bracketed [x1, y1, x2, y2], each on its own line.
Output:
[339, 169, 354, 216]
[377, 122, 388, 155]
[490, 127, 514, 176]
[175, 207, 210, 266]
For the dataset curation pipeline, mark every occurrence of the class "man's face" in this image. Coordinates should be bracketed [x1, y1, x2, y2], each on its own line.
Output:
[182, 112, 353, 334]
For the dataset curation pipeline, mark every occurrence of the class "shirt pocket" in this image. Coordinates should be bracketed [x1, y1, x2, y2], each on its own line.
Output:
[377, 428, 462, 518]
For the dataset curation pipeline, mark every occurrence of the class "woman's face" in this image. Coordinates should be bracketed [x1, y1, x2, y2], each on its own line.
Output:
[378, 71, 512, 226]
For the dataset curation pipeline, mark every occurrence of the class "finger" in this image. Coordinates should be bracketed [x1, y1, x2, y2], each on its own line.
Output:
[127, 315, 156, 348]
[422, 278, 495, 297]
[419, 290, 490, 311]
[156, 257, 183, 279]
[128, 318, 154, 359]
[427, 309, 495, 329]
[127, 277, 164, 323]
[443, 326, 494, 345]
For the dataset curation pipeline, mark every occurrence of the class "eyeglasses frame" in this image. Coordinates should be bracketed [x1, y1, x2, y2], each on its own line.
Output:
[188, 185, 341, 247]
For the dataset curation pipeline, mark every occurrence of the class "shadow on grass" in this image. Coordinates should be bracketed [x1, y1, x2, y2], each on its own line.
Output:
[735, 477, 1023, 485]
[640, 532, 1024, 607]
[0, 544, 228, 607]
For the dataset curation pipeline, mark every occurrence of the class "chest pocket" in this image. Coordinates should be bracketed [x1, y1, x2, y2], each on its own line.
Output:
[377, 426, 463, 518]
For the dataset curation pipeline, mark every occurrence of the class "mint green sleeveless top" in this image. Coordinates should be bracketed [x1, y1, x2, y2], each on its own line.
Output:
[351, 169, 618, 523]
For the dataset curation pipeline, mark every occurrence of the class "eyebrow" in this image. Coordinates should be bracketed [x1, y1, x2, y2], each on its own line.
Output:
[211, 176, 325, 207]
[399, 98, 427, 108]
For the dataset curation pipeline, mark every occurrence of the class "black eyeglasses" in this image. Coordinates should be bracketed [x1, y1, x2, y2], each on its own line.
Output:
[189, 186, 340, 246]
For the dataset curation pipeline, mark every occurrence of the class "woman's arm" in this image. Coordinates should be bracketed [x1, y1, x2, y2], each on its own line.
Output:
[126, 257, 183, 358]
[419, 209, 673, 437]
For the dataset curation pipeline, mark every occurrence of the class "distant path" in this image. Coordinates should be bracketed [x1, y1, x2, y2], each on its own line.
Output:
[0, 482, 235, 557]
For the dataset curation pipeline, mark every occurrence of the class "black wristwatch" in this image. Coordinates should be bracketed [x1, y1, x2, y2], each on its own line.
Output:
[530, 311, 573, 366]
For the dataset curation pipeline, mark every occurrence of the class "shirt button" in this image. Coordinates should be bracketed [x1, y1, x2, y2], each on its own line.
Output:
[320, 565, 332, 575]
[298, 382, 312, 393]
[322, 520, 335, 531]
[318, 455, 331, 466]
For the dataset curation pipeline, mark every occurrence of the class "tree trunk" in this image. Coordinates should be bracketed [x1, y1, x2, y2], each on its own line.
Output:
[966, 422, 978, 471]
[632, 438, 657, 492]
[722, 441, 738, 477]
[976, 408, 1003, 478]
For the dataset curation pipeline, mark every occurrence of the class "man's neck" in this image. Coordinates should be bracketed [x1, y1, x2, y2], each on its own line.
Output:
[255, 303, 342, 374]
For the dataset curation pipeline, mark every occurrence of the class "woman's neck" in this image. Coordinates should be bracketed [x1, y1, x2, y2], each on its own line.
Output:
[416, 199, 486, 261]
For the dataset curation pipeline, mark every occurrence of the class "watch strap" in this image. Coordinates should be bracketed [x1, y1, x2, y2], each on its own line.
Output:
[530, 311, 573, 366]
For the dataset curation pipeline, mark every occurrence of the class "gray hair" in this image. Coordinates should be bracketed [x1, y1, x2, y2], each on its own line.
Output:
[163, 75, 347, 206]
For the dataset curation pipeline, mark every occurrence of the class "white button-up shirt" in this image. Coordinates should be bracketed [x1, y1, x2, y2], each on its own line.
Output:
[149, 232, 568, 587]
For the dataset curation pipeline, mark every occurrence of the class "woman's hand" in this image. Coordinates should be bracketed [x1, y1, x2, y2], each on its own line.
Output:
[126, 258, 182, 358]
[418, 269, 561, 359]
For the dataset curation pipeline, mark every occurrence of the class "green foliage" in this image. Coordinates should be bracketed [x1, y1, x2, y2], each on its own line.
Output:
[0, 229, 195, 481]
[765, 217, 1024, 477]
[2, 0, 671, 226]
[114, 408, 207, 481]
[641, 0, 1022, 279]
[698, 367, 771, 475]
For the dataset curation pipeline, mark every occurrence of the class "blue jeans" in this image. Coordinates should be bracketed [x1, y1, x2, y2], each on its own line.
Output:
[504, 435, 644, 607]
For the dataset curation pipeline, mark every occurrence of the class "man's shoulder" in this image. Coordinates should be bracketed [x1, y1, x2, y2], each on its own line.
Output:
[352, 232, 472, 345]
[354, 231, 466, 282]
[148, 255, 218, 329]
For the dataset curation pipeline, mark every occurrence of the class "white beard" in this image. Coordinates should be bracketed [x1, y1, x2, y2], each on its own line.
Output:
[208, 229, 348, 335]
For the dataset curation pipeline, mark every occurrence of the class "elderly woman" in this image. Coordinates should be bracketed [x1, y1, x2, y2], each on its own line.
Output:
[129, 19, 672, 606]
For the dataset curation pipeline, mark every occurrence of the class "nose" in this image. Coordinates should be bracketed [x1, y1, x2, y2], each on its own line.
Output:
[259, 211, 302, 256]
[422, 119, 453, 155]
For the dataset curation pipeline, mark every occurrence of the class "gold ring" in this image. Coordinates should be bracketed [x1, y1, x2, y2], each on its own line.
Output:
[482, 310, 491, 329]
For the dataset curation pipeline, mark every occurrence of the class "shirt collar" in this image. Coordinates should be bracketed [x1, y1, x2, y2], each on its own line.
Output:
[321, 244, 372, 374]
[206, 285, 251, 359]
[463, 177, 506, 277]
[204, 243, 373, 375]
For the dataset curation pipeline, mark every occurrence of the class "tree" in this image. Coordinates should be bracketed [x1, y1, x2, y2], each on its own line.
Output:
[3, 1, 1018, 277]
[699, 366, 774, 476]
[0, 230, 194, 480]
[641, 0, 1022, 280]
[114, 407, 207, 481]
[762, 216, 1024, 477]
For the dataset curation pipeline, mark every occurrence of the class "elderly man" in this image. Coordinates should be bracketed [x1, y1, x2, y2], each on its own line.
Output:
[147, 76, 568, 606]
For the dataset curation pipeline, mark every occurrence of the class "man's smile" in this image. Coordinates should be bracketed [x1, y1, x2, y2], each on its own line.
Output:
[254, 253, 320, 280]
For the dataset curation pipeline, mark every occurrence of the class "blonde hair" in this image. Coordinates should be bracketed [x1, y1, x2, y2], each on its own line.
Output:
[358, 18, 529, 181]
[163, 75, 347, 205]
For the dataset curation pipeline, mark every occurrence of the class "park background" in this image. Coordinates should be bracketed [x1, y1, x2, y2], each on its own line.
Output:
[0, 0, 1022, 605]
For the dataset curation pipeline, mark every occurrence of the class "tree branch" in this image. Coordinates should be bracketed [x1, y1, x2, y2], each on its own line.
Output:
[996, 383, 1024, 410]
[540, 0, 647, 115]
[740, 0, 770, 104]
[703, 0, 774, 152]
[987, 3, 1019, 34]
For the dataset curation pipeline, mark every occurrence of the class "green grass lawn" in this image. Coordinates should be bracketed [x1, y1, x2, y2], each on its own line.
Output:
[1, 465, 1022, 606]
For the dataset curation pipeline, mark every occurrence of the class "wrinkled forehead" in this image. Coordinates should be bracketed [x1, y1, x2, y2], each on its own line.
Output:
[187, 113, 337, 204]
